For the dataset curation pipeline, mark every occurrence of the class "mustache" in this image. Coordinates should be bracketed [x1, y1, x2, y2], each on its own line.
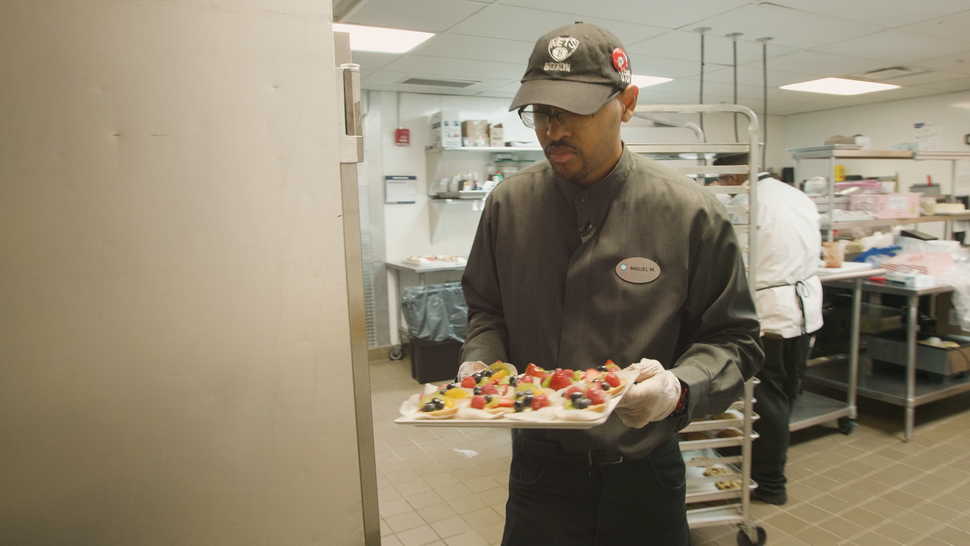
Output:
[544, 140, 577, 153]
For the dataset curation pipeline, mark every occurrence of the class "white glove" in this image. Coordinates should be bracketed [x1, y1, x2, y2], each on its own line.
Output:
[615, 359, 682, 429]
[456, 361, 486, 381]
[456, 361, 518, 381]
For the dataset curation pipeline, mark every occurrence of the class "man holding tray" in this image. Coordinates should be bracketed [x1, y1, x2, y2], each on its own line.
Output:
[459, 22, 764, 546]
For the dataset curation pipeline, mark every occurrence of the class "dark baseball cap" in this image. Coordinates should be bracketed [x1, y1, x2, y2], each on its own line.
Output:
[509, 22, 632, 115]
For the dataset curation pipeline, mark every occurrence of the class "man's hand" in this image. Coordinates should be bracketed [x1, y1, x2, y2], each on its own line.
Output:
[614, 359, 681, 429]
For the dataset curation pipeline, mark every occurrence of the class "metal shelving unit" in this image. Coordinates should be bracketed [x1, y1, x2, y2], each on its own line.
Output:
[681, 379, 765, 546]
[629, 104, 761, 289]
[789, 146, 970, 241]
[629, 105, 764, 544]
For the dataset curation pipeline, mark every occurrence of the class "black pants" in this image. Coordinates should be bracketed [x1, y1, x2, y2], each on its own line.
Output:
[751, 334, 814, 497]
[501, 433, 690, 546]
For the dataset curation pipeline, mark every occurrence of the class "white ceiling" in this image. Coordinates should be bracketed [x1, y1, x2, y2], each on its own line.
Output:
[333, 0, 970, 116]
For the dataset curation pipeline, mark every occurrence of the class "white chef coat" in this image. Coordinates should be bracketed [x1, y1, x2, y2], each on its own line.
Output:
[727, 174, 823, 338]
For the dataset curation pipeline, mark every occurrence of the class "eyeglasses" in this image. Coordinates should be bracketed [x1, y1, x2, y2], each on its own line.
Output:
[518, 91, 621, 131]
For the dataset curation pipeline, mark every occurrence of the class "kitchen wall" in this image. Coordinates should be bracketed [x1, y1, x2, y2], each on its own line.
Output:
[0, 1, 368, 544]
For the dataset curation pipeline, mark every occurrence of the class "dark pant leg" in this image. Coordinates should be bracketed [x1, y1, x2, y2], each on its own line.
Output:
[751, 334, 813, 496]
[502, 435, 690, 546]
[502, 435, 600, 546]
[594, 437, 690, 546]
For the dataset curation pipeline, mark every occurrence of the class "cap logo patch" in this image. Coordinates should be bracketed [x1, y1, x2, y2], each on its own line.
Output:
[548, 36, 580, 62]
[612, 48, 628, 72]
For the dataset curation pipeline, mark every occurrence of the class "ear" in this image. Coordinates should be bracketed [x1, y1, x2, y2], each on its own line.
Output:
[619, 84, 639, 122]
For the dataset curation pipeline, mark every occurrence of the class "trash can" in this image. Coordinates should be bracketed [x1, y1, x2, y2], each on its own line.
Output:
[400, 282, 468, 384]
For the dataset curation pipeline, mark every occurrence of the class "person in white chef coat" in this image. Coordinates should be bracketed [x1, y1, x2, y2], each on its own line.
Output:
[715, 153, 823, 505]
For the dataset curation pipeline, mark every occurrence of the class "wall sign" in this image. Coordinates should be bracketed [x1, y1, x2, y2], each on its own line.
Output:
[385, 176, 417, 204]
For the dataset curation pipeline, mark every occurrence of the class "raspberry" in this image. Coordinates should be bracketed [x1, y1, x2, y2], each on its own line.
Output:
[586, 383, 607, 405]
[461, 375, 477, 389]
[470, 395, 486, 410]
[604, 372, 621, 388]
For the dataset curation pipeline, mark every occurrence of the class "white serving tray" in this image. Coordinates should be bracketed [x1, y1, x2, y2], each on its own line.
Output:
[394, 372, 634, 429]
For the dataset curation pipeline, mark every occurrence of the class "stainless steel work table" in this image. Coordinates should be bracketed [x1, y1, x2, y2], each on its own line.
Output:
[804, 275, 960, 441]
[792, 267, 885, 435]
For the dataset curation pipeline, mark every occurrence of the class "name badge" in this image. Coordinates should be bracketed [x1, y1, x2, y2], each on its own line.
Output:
[616, 257, 661, 284]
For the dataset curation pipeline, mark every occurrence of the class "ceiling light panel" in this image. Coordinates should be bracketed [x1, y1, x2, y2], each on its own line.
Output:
[631, 75, 673, 88]
[333, 24, 434, 53]
[780, 77, 899, 95]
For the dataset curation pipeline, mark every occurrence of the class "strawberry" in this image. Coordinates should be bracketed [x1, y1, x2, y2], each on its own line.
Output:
[586, 382, 606, 405]
[584, 368, 601, 381]
[470, 395, 487, 410]
[549, 368, 573, 391]
[479, 383, 499, 395]
[563, 385, 583, 399]
[461, 375, 477, 389]
[604, 371, 621, 388]
[530, 394, 551, 411]
[496, 398, 515, 408]
[524, 363, 546, 378]
[603, 359, 619, 371]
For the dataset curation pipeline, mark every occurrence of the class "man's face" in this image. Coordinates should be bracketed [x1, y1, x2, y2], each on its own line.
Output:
[717, 174, 747, 187]
[531, 87, 636, 187]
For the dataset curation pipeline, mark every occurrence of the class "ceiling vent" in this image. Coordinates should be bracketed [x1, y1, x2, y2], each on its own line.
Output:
[855, 66, 928, 81]
[398, 77, 479, 88]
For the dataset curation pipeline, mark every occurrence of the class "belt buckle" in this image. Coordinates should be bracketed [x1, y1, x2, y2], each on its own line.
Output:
[588, 450, 624, 465]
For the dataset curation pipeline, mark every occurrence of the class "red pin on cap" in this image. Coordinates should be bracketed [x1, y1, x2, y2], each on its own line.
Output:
[612, 48, 628, 73]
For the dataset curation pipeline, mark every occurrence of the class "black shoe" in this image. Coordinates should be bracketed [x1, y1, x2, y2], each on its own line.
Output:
[750, 488, 787, 505]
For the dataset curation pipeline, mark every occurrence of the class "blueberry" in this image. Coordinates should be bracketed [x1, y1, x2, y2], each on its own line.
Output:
[514, 399, 526, 412]
[472, 372, 482, 381]
[433, 399, 445, 410]
[574, 398, 590, 409]
[509, 376, 519, 386]
[422, 402, 437, 412]
[484, 395, 492, 403]
[473, 386, 482, 395]
[522, 394, 534, 405]
[597, 365, 608, 372]
[570, 391, 583, 403]
[483, 369, 494, 378]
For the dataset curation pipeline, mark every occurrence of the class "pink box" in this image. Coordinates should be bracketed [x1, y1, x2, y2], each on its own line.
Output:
[882, 252, 954, 276]
[848, 192, 920, 219]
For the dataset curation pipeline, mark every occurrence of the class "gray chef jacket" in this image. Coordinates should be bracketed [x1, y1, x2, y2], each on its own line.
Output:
[460, 145, 764, 459]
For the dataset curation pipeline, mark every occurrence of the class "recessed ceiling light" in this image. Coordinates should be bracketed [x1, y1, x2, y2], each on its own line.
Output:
[333, 23, 434, 54]
[780, 77, 899, 96]
[632, 75, 673, 88]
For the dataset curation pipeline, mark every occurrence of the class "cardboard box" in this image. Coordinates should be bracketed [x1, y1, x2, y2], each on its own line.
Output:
[934, 292, 970, 337]
[848, 192, 920, 219]
[430, 110, 461, 148]
[869, 329, 970, 380]
[489, 123, 504, 147]
[462, 120, 489, 147]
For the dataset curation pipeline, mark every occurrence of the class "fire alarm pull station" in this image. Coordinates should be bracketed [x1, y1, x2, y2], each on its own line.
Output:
[395, 128, 410, 146]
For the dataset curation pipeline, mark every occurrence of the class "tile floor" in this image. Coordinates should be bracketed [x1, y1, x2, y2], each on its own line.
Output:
[369, 356, 970, 546]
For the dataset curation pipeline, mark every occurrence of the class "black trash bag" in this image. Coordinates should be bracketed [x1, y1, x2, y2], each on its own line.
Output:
[400, 282, 468, 343]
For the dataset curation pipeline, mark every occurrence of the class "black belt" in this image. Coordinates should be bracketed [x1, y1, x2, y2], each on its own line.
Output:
[519, 436, 625, 466]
